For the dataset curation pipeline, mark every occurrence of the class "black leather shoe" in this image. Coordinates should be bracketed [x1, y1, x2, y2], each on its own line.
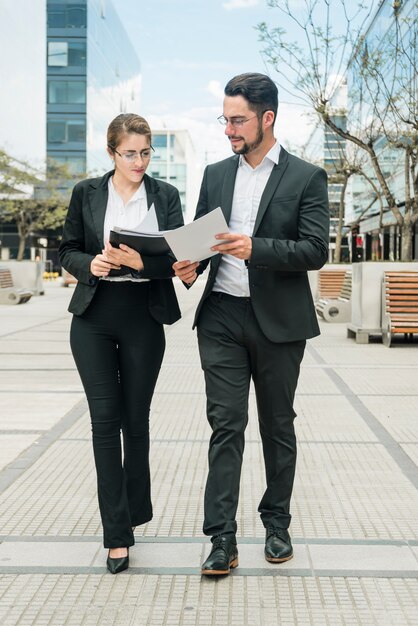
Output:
[264, 527, 293, 563]
[201, 535, 238, 575]
[106, 548, 129, 574]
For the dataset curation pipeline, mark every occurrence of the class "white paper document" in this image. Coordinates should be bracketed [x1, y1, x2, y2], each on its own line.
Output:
[164, 207, 229, 263]
[136, 203, 159, 233]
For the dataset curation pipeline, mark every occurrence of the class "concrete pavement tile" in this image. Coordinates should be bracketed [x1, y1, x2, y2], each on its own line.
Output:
[0, 541, 99, 567]
[1, 354, 76, 370]
[62, 413, 91, 440]
[155, 365, 206, 394]
[308, 543, 418, 571]
[92, 541, 203, 568]
[4, 330, 70, 343]
[0, 435, 39, 471]
[359, 396, 418, 443]
[334, 366, 418, 396]
[295, 395, 378, 442]
[0, 370, 82, 392]
[291, 368, 341, 394]
[400, 443, 418, 465]
[314, 344, 418, 366]
[292, 442, 418, 540]
[0, 393, 83, 430]
[0, 340, 72, 354]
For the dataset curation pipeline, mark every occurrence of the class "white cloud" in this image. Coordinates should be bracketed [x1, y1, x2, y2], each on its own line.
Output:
[206, 80, 224, 101]
[275, 102, 316, 152]
[223, 0, 259, 9]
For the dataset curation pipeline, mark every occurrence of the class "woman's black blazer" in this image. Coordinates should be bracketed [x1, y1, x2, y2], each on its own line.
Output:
[59, 170, 183, 324]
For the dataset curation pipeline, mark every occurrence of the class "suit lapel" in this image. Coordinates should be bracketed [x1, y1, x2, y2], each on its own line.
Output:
[144, 174, 165, 230]
[220, 156, 239, 224]
[253, 149, 289, 234]
[144, 174, 157, 210]
[88, 171, 113, 248]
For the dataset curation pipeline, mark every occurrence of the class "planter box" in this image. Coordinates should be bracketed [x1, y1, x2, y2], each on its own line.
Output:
[0, 260, 45, 296]
[347, 261, 418, 343]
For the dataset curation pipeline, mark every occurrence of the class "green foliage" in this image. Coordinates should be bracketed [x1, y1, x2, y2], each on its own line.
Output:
[0, 149, 76, 260]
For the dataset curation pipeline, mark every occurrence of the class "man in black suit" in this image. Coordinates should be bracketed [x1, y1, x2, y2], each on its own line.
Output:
[174, 73, 329, 575]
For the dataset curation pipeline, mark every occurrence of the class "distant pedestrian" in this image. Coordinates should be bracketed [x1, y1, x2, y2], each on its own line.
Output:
[173, 73, 329, 575]
[59, 113, 183, 574]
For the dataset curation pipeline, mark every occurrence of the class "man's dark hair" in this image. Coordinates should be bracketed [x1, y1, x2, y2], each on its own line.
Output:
[224, 73, 278, 125]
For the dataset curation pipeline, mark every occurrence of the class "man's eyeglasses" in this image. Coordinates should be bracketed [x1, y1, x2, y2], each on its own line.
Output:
[217, 114, 258, 128]
[110, 146, 155, 162]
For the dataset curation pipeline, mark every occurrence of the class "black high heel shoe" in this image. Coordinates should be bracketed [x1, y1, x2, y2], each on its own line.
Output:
[106, 548, 129, 574]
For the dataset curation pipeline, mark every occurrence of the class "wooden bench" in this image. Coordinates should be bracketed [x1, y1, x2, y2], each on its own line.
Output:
[381, 271, 418, 347]
[317, 269, 347, 298]
[316, 270, 352, 323]
[0, 268, 33, 305]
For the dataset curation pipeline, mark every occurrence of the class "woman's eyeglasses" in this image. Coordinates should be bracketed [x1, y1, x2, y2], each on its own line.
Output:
[110, 146, 155, 162]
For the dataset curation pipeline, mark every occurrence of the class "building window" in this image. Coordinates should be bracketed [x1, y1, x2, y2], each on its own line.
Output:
[48, 121, 67, 142]
[48, 80, 86, 104]
[48, 42, 68, 66]
[153, 135, 175, 149]
[48, 155, 86, 175]
[67, 120, 85, 142]
[48, 41, 86, 67]
[47, 119, 86, 143]
[47, 3, 87, 29]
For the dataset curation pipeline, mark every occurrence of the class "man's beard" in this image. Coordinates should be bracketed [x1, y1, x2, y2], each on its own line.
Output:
[231, 119, 263, 155]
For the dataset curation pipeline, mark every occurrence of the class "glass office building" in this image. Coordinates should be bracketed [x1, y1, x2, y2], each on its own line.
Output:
[47, 0, 141, 175]
[0, 0, 140, 262]
[346, 0, 417, 260]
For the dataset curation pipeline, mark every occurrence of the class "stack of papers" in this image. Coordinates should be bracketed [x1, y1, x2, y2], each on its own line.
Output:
[109, 206, 229, 262]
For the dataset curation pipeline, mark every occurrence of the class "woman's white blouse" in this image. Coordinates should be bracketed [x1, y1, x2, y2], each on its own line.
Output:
[102, 177, 150, 282]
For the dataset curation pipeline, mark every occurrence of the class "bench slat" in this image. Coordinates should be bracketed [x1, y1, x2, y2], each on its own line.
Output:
[382, 271, 418, 344]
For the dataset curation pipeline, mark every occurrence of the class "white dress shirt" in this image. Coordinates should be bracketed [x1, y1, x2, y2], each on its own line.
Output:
[102, 177, 149, 282]
[213, 141, 281, 297]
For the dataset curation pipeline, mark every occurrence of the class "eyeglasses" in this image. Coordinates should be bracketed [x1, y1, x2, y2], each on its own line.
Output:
[217, 114, 258, 128]
[110, 146, 154, 162]
[217, 111, 272, 128]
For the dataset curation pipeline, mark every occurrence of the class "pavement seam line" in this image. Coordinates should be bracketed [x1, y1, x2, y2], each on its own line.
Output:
[0, 398, 88, 495]
[306, 342, 418, 489]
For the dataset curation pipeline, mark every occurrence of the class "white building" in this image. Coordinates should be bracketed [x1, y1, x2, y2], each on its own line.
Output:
[148, 129, 201, 222]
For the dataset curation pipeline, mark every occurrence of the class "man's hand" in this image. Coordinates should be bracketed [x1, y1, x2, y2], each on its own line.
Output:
[102, 241, 144, 272]
[211, 233, 252, 260]
[173, 260, 200, 285]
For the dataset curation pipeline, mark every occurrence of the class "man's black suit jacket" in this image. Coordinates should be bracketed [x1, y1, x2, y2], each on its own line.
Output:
[193, 148, 330, 343]
[59, 170, 183, 325]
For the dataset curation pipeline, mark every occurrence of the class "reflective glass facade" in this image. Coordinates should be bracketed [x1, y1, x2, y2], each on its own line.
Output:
[347, 0, 416, 229]
[46, 0, 141, 176]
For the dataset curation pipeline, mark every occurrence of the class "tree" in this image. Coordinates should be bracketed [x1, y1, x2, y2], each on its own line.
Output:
[0, 149, 72, 260]
[258, 0, 418, 260]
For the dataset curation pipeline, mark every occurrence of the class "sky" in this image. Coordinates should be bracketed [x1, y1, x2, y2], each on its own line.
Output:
[116, 0, 316, 164]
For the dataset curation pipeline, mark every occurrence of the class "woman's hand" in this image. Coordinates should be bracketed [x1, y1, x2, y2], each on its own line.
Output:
[103, 241, 144, 272]
[90, 253, 121, 277]
[173, 260, 199, 285]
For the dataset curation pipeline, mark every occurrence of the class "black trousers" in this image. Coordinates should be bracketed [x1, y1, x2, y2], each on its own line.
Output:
[197, 291, 305, 537]
[70, 281, 165, 548]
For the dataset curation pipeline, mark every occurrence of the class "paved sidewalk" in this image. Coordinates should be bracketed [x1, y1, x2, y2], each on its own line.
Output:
[0, 280, 417, 625]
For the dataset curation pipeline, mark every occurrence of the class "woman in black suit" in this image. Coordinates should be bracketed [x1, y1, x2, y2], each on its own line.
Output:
[59, 114, 183, 574]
